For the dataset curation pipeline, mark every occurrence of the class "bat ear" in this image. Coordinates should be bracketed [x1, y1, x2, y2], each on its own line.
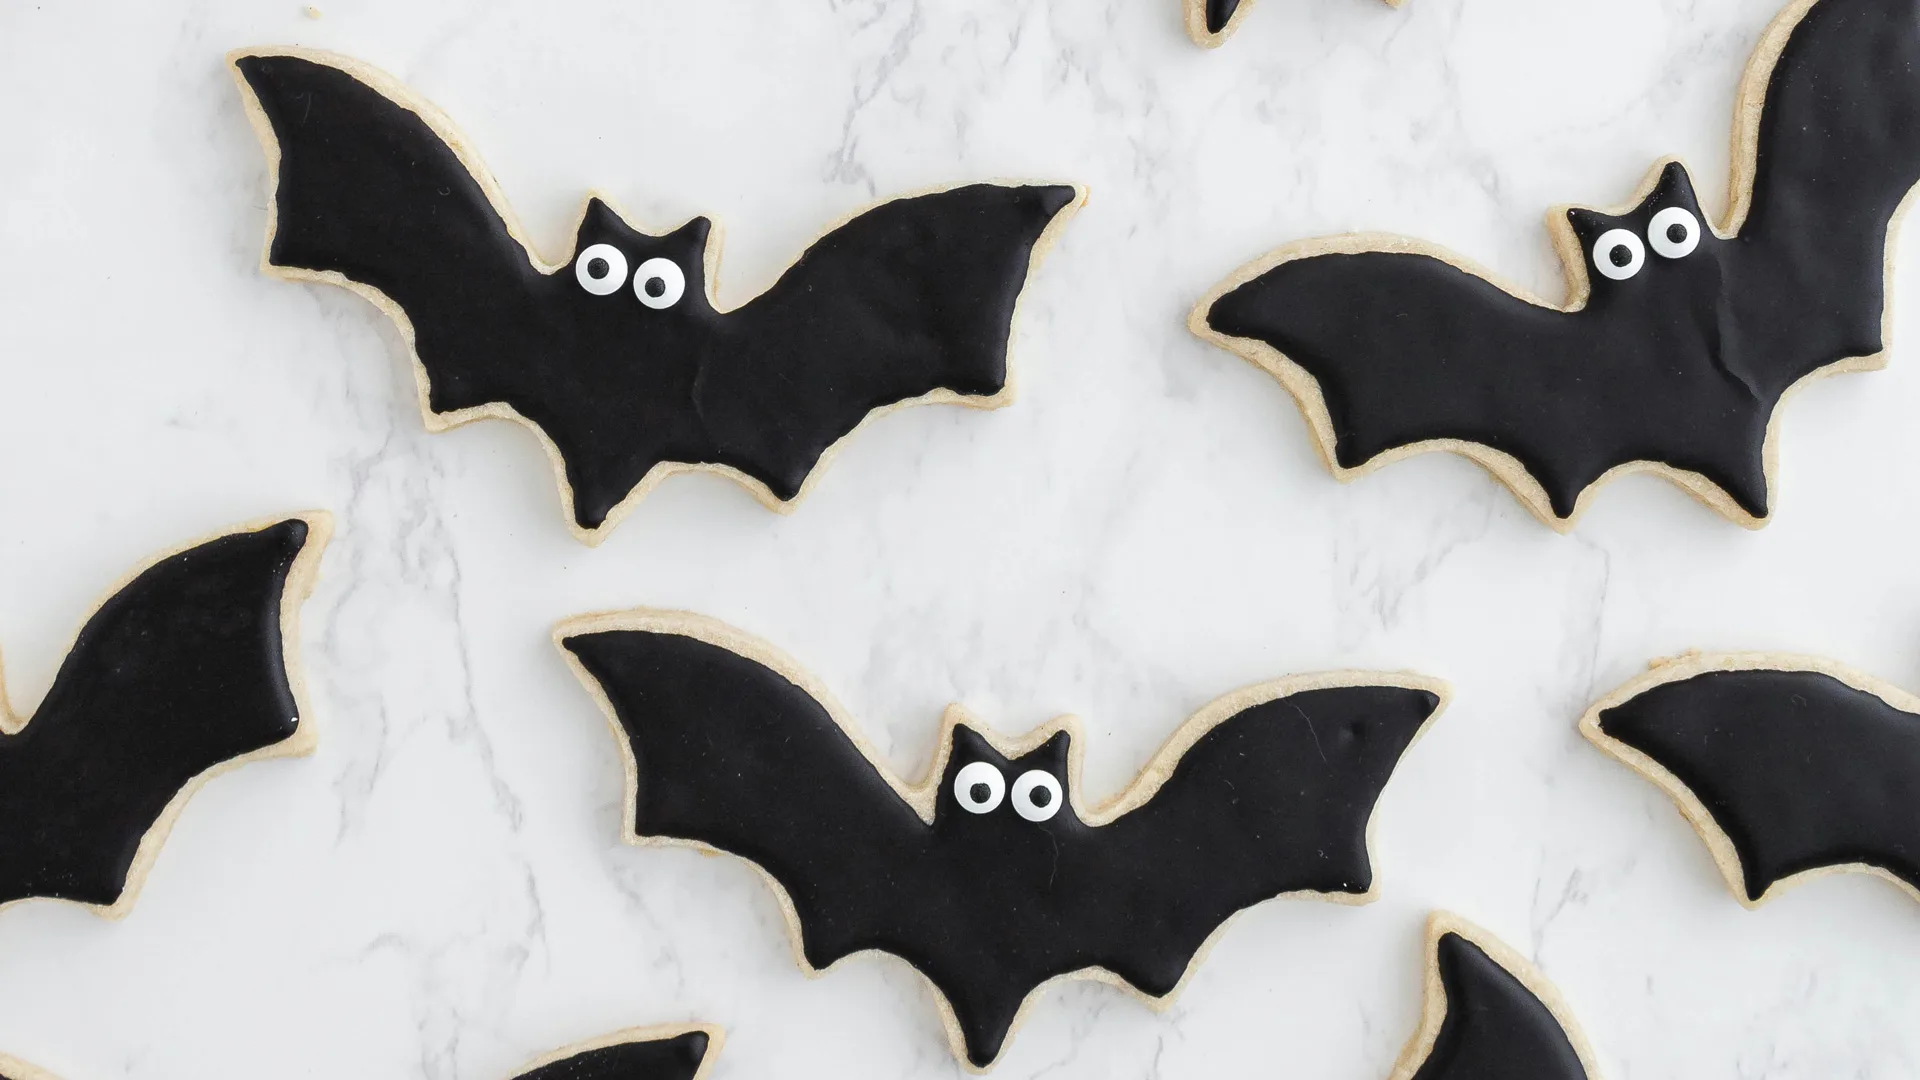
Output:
[661, 215, 714, 271]
[1563, 206, 1618, 250]
[1646, 160, 1702, 214]
[577, 196, 629, 237]
[947, 721, 1001, 762]
[1029, 728, 1072, 768]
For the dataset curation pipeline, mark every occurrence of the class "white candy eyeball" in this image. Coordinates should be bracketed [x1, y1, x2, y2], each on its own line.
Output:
[574, 243, 629, 296]
[1010, 769, 1063, 823]
[1647, 206, 1701, 259]
[633, 257, 686, 310]
[953, 761, 1005, 814]
[1591, 229, 1645, 282]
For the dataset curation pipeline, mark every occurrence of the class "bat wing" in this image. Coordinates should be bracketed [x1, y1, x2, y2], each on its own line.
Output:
[699, 183, 1082, 503]
[845, 679, 1443, 1068]
[557, 615, 935, 971]
[1729, 0, 1920, 393]
[1196, 246, 1675, 524]
[1185, 0, 1407, 48]
[1083, 678, 1444, 996]
[229, 50, 547, 421]
[512, 1027, 718, 1080]
[1583, 656, 1920, 906]
[1186, 0, 1255, 45]
[1389, 914, 1597, 1080]
[0, 516, 326, 912]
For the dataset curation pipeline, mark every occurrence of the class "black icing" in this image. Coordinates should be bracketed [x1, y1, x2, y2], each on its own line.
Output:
[1596, 667, 1920, 902]
[513, 1031, 710, 1080]
[1409, 933, 1588, 1080]
[231, 52, 1077, 532]
[1206, 0, 1243, 33]
[1202, 0, 1920, 522]
[561, 628, 1439, 1067]
[0, 521, 311, 908]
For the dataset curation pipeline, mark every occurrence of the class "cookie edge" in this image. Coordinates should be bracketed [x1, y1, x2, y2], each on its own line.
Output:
[1579, 649, 1920, 909]
[1186, 0, 1904, 532]
[553, 606, 1448, 1070]
[0, 511, 332, 920]
[507, 1022, 724, 1080]
[227, 46, 1085, 546]
[1386, 911, 1601, 1080]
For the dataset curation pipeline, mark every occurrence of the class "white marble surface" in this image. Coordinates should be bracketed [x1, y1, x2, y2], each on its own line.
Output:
[3, 0, 1920, 1076]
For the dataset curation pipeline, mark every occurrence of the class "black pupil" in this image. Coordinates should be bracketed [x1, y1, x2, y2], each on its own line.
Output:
[1029, 785, 1052, 807]
[970, 783, 991, 803]
[1609, 246, 1632, 268]
[645, 276, 666, 297]
[1667, 223, 1688, 243]
[587, 257, 609, 278]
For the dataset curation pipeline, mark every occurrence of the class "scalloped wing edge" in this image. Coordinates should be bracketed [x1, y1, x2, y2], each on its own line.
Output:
[1579, 650, 1920, 909]
[553, 606, 1447, 1069]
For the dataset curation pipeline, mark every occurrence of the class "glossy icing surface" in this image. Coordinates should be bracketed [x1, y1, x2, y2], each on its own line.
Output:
[0, 521, 312, 908]
[1408, 932, 1588, 1080]
[1200, 0, 1920, 524]
[513, 1031, 710, 1080]
[232, 51, 1078, 535]
[17, 1, 1920, 1074]
[1205, 0, 1242, 33]
[562, 623, 1440, 1067]
[1595, 667, 1920, 902]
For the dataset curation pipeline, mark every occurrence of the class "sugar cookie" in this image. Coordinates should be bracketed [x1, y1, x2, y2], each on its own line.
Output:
[1192, 0, 1920, 530]
[230, 49, 1082, 545]
[0, 516, 328, 917]
[1583, 650, 1920, 908]
[1389, 913, 1600, 1080]
[1184, 0, 1405, 49]
[556, 608, 1446, 1069]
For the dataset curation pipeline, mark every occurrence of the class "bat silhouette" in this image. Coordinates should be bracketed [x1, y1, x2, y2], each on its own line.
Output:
[0, 1023, 717, 1080]
[0, 515, 328, 917]
[556, 609, 1446, 1069]
[1185, 0, 1404, 49]
[229, 49, 1082, 545]
[509, 1025, 719, 1080]
[1583, 651, 1920, 908]
[1192, 0, 1920, 529]
[1388, 913, 1599, 1080]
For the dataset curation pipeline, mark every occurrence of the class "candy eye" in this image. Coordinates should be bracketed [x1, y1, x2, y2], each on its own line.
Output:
[633, 257, 686, 310]
[1647, 206, 1701, 259]
[574, 243, 629, 296]
[1591, 229, 1645, 282]
[953, 761, 1005, 814]
[1010, 770, 1063, 822]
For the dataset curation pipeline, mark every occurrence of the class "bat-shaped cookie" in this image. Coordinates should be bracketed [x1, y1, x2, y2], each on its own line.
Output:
[1583, 651, 1920, 908]
[556, 610, 1446, 1068]
[509, 1025, 719, 1080]
[0, 1023, 718, 1080]
[1193, 0, 1920, 529]
[1388, 913, 1599, 1080]
[1185, 0, 1404, 49]
[229, 49, 1082, 544]
[0, 515, 327, 916]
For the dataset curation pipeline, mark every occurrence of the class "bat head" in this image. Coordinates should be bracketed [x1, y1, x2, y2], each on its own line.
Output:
[1563, 161, 1718, 304]
[564, 197, 714, 319]
[932, 723, 1078, 841]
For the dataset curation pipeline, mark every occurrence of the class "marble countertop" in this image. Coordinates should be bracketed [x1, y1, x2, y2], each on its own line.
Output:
[3, 0, 1918, 1076]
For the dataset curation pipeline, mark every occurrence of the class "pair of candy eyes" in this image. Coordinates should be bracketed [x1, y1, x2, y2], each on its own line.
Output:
[1589, 206, 1702, 282]
[952, 760, 1063, 822]
[574, 243, 687, 309]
